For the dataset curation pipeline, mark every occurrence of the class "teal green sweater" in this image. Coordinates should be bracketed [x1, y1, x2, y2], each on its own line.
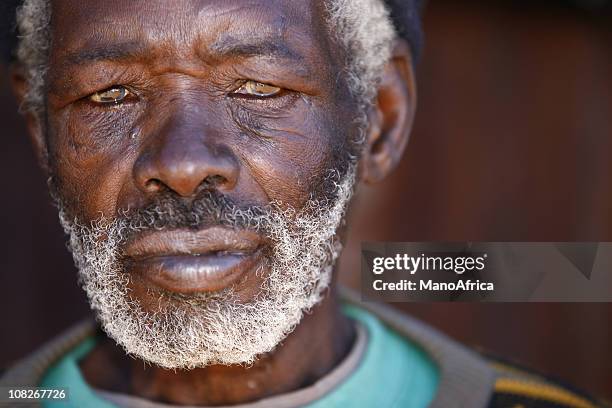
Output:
[40, 305, 439, 408]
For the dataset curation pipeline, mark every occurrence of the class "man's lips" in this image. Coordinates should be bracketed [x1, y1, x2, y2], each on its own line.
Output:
[123, 227, 265, 294]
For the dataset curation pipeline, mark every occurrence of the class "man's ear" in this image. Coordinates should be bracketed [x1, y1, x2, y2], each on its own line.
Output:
[10, 63, 49, 172]
[360, 38, 417, 184]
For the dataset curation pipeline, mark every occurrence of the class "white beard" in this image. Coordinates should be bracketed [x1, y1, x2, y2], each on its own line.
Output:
[57, 166, 356, 369]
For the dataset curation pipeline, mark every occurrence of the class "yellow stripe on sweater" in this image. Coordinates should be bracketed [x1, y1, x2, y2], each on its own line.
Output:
[495, 378, 598, 408]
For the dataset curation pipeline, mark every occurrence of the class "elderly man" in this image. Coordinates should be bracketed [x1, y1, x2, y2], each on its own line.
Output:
[0, 1, 607, 407]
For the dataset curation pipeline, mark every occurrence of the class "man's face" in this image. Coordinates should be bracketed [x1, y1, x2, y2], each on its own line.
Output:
[42, 0, 362, 368]
[46, 0, 358, 223]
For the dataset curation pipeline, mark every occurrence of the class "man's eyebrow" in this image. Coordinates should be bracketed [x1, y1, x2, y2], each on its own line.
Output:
[60, 41, 146, 67]
[207, 35, 304, 62]
[58, 37, 308, 72]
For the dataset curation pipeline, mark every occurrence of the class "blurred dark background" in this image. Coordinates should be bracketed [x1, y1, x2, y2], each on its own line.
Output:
[1, 0, 611, 399]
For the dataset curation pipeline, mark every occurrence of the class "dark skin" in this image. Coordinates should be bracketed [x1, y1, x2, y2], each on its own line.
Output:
[12, 0, 416, 405]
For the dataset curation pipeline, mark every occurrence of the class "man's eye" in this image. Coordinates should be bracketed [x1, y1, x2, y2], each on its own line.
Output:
[233, 81, 282, 98]
[90, 86, 130, 104]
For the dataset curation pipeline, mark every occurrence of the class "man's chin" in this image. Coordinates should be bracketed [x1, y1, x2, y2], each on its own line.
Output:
[83, 258, 320, 370]
[91, 281, 314, 370]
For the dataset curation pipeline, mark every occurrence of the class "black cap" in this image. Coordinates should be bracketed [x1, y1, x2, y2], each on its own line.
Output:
[0, 0, 21, 62]
[386, 0, 426, 61]
[0, 0, 425, 63]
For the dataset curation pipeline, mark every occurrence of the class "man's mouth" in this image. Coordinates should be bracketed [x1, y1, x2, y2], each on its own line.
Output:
[123, 227, 265, 294]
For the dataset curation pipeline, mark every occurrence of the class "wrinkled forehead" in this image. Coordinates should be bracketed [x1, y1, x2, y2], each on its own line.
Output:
[49, 0, 338, 73]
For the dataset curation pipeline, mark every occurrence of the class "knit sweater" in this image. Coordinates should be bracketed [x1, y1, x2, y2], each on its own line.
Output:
[1, 288, 608, 408]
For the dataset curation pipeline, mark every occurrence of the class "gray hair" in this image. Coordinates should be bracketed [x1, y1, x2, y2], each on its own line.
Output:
[16, 0, 396, 116]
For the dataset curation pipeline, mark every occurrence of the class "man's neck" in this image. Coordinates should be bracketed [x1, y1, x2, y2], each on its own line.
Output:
[80, 289, 355, 406]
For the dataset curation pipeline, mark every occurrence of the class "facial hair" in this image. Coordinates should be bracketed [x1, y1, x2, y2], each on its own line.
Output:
[55, 165, 357, 369]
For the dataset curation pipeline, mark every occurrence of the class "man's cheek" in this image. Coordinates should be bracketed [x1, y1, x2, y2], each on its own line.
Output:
[47, 109, 142, 218]
[53, 105, 140, 156]
[232, 107, 337, 209]
[49, 137, 136, 222]
[53, 165, 131, 222]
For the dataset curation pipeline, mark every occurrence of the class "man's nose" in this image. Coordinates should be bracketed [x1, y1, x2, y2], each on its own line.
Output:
[133, 118, 239, 198]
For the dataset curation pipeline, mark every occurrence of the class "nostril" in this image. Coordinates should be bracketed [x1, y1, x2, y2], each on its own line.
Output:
[133, 144, 239, 196]
[144, 178, 163, 192]
[202, 174, 228, 189]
